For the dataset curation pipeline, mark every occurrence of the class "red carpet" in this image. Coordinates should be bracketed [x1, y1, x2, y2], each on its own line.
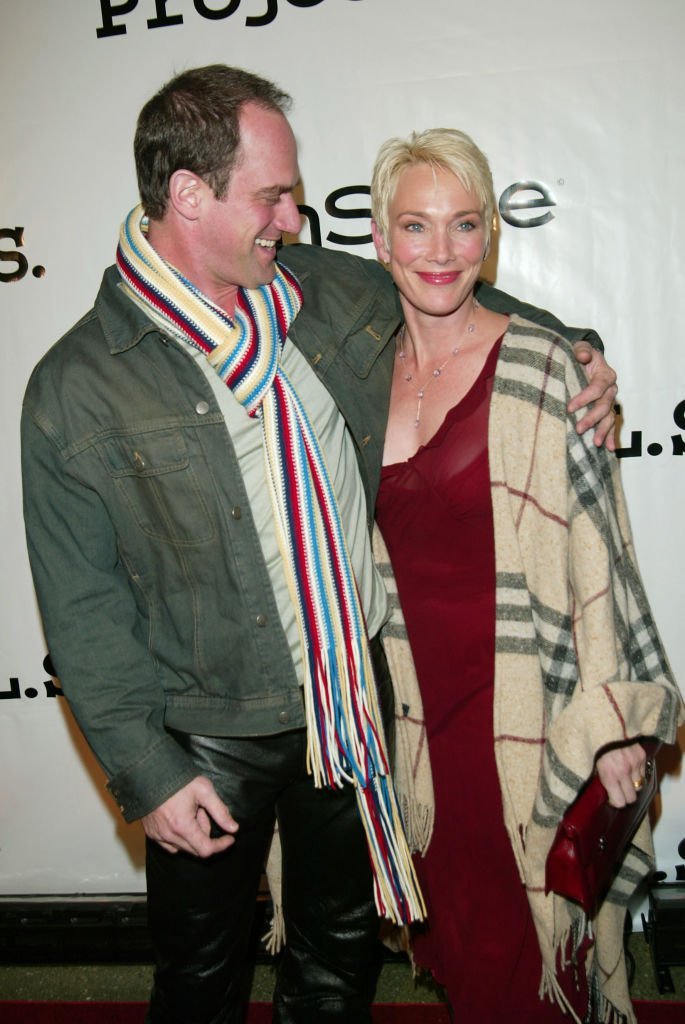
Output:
[1, 1002, 684, 1022]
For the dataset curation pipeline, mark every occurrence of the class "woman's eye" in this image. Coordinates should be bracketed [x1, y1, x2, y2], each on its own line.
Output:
[456, 220, 476, 232]
[404, 222, 424, 233]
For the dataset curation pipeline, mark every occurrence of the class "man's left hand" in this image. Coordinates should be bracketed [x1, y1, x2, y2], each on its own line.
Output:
[568, 341, 618, 450]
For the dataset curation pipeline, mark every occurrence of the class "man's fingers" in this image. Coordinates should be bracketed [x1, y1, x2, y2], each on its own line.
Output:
[198, 782, 239, 836]
[157, 839, 180, 854]
[186, 826, 237, 858]
[141, 775, 239, 857]
[568, 341, 618, 452]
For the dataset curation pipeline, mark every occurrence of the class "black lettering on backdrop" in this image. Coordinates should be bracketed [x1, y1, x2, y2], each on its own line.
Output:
[194, 0, 241, 21]
[0, 227, 29, 283]
[1, 656, 64, 701]
[245, 0, 277, 27]
[146, 0, 184, 29]
[0, 227, 46, 283]
[615, 400, 685, 459]
[324, 186, 372, 246]
[97, 0, 336, 36]
[0, 678, 21, 700]
[297, 205, 322, 247]
[96, 0, 138, 37]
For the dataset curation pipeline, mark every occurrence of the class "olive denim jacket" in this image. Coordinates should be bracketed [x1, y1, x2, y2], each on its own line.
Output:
[21, 243, 601, 820]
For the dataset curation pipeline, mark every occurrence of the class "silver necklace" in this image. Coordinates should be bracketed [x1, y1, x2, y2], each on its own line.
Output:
[397, 301, 479, 429]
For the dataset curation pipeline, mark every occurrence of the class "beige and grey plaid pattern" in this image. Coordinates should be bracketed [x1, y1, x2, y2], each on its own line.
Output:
[490, 317, 683, 1022]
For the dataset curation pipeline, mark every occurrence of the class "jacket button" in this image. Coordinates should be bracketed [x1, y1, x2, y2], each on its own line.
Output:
[278, 711, 290, 725]
[196, 401, 210, 415]
[231, 506, 242, 520]
[256, 614, 267, 627]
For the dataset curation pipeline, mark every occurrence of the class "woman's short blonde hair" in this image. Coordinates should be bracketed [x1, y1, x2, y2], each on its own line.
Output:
[370, 128, 496, 249]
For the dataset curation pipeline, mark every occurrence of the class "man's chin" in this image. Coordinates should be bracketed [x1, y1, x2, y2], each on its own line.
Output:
[253, 264, 278, 287]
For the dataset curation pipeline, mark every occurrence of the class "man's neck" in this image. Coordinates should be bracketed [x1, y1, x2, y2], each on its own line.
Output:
[146, 218, 238, 318]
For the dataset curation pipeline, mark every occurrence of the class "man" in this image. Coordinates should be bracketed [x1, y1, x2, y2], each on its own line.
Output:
[21, 65, 616, 1024]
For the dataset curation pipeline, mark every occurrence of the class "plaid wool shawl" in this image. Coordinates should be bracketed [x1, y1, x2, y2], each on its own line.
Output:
[489, 316, 683, 1022]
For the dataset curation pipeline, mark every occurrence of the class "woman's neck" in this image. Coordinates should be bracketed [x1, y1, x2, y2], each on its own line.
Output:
[399, 295, 480, 373]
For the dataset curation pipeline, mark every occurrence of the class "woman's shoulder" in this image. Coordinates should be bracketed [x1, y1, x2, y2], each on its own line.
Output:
[496, 315, 587, 402]
[503, 314, 578, 358]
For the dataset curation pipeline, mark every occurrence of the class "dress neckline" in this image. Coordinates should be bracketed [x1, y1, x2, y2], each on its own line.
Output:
[382, 332, 505, 473]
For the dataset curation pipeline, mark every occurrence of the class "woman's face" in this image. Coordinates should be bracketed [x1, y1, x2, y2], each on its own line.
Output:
[372, 162, 487, 321]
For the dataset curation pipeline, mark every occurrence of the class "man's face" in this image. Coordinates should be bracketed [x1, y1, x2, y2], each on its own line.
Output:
[199, 103, 301, 297]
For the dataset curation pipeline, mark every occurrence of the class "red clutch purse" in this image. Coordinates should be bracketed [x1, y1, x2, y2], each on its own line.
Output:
[545, 741, 660, 915]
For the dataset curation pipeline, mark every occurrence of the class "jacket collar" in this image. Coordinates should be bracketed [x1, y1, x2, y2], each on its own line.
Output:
[96, 249, 403, 374]
[95, 265, 162, 355]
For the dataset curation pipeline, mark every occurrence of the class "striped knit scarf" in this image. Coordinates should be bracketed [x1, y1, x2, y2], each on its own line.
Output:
[116, 206, 424, 925]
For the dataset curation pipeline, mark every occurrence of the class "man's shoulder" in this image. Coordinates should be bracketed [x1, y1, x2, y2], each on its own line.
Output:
[279, 243, 393, 300]
[279, 241, 376, 274]
[24, 266, 126, 406]
[25, 306, 100, 399]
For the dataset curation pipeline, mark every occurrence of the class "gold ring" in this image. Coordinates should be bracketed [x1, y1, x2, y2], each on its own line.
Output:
[632, 777, 645, 791]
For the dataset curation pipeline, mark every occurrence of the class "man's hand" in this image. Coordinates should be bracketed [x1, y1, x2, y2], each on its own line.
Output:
[569, 341, 618, 450]
[596, 742, 647, 808]
[142, 775, 239, 857]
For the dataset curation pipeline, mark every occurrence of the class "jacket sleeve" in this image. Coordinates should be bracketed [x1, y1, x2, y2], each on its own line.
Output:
[21, 405, 198, 821]
[475, 280, 604, 352]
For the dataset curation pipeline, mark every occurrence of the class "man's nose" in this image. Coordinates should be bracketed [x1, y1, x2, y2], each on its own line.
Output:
[276, 193, 302, 236]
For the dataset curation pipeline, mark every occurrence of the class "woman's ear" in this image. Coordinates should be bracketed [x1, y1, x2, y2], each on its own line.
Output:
[371, 220, 390, 264]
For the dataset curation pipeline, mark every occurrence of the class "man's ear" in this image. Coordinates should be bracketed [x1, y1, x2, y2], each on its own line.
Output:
[371, 220, 390, 264]
[168, 169, 206, 221]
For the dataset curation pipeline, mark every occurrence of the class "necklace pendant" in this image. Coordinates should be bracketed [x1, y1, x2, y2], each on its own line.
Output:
[433, 368, 441, 378]
[417, 389, 425, 398]
[404, 373, 412, 382]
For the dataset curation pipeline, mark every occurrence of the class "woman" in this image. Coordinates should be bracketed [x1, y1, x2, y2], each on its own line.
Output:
[370, 130, 683, 1023]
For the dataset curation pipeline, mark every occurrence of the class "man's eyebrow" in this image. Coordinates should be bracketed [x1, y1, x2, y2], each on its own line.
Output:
[255, 180, 301, 198]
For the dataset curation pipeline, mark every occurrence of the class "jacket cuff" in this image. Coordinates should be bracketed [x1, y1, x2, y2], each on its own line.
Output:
[106, 733, 198, 822]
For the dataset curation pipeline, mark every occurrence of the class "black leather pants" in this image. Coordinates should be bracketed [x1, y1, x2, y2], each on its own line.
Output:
[145, 639, 393, 1024]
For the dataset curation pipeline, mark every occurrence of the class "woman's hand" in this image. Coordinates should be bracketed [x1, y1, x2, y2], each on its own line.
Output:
[595, 742, 647, 808]
[568, 342, 618, 450]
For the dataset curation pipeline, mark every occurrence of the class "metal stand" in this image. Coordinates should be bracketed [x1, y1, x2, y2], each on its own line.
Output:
[641, 838, 685, 993]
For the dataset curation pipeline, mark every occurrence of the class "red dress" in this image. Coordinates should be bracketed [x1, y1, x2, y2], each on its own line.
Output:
[376, 339, 585, 1022]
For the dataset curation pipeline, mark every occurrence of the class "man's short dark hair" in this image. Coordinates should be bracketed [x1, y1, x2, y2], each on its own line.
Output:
[134, 64, 292, 219]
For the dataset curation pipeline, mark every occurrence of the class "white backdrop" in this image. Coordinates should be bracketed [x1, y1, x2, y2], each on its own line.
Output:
[2, 0, 684, 900]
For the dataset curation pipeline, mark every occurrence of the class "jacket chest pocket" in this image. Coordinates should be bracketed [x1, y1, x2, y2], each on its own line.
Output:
[97, 428, 215, 545]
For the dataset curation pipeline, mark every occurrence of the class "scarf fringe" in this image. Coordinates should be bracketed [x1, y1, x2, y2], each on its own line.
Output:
[356, 778, 426, 925]
[539, 964, 583, 1024]
[263, 904, 286, 957]
[397, 794, 434, 857]
[301, 638, 425, 925]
